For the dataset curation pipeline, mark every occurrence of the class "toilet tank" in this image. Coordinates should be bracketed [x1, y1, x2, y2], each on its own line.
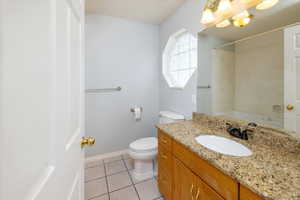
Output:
[159, 111, 185, 124]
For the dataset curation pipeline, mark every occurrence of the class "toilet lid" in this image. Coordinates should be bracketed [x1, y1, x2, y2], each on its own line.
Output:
[129, 137, 158, 152]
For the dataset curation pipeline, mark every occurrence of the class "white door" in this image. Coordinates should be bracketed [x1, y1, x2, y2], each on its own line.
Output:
[0, 0, 87, 199]
[284, 24, 300, 133]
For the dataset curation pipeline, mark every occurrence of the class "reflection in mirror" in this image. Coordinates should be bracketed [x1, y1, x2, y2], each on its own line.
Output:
[197, 1, 300, 133]
[211, 30, 283, 128]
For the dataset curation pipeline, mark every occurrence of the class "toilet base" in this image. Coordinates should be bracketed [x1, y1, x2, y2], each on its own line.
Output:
[132, 159, 155, 181]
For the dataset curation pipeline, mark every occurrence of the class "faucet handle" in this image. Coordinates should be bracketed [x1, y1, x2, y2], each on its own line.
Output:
[246, 122, 258, 132]
[248, 122, 257, 127]
[225, 122, 232, 127]
[225, 122, 233, 131]
[242, 122, 257, 140]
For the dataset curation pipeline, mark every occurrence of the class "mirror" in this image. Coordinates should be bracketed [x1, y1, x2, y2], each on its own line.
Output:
[197, 1, 300, 133]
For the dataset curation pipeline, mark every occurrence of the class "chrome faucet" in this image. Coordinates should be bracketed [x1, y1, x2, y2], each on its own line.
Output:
[226, 122, 257, 140]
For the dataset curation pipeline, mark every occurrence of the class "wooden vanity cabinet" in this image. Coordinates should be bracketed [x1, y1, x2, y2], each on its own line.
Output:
[173, 158, 224, 200]
[157, 129, 173, 200]
[158, 164, 173, 200]
[158, 130, 172, 151]
[158, 129, 240, 200]
[240, 185, 263, 200]
[157, 129, 263, 200]
[172, 139, 238, 200]
[173, 157, 200, 200]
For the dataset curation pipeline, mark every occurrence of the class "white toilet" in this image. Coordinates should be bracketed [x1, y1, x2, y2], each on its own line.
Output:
[128, 111, 185, 181]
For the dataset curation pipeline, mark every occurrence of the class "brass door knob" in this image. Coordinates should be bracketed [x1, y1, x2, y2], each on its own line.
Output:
[81, 137, 96, 148]
[287, 104, 295, 111]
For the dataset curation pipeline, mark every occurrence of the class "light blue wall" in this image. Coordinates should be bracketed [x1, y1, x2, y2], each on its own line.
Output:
[159, 0, 229, 117]
[158, 0, 206, 119]
[85, 15, 159, 156]
[85, 0, 228, 156]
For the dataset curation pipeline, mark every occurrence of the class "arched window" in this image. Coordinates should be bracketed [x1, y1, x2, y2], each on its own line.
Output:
[163, 29, 198, 88]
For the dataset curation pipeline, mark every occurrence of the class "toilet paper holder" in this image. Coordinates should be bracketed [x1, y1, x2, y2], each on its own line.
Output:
[130, 107, 143, 112]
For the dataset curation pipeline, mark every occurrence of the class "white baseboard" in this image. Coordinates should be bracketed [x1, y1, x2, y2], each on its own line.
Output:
[85, 149, 129, 163]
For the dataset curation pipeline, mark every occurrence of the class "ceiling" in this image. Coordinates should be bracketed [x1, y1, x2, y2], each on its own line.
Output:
[200, 0, 300, 41]
[85, 0, 188, 24]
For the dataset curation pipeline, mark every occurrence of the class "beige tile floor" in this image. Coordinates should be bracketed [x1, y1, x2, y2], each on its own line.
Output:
[85, 154, 164, 200]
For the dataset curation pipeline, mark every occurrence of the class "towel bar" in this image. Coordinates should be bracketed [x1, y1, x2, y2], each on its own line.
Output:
[85, 86, 122, 93]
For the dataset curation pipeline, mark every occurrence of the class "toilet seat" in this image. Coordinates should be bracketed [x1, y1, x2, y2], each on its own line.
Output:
[129, 137, 157, 153]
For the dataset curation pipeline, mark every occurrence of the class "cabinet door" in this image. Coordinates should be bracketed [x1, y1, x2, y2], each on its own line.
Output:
[174, 158, 199, 200]
[158, 144, 173, 200]
[158, 166, 172, 200]
[198, 179, 224, 200]
[240, 185, 263, 200]
[173, 140, 238, 200]
[174, 158, 224, 200]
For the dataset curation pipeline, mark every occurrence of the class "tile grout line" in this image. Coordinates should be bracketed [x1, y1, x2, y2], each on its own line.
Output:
[123, 158, 157, 185]
[102, 159, 111, 200]
[105, 158, 128, 177]
[122, 158, 141, 200]
[85, 160, 103, 169]
[85, 160, 128, 183]
[86, 167, 152, 184]
[103, 156, 124, 164]
[86, 156, 126, 170]
[89, 157, 134, 198]
[84, 161, 106, 182]
[132, 181, 142, 200]
[109, 185, 134, 194]
[86, 155, 161, 200]
[85, 176, 106, 183]
[84, 160, 104, 180]
[123, 156, 162, 200]
[85, 160, 107, 200]
[86, 157, 129, 200]
[88, 193, 108, 200]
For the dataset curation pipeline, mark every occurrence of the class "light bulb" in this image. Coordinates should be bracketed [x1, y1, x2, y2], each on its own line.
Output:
[256, 0, 279, 10]
[201, 9, 215, 24]
[233, 17, 251, 27]
[232, 10, 250, 20]
[216, 19, 231, 28]
[217, 0, 232, 14]
[241, 0, 254, 3]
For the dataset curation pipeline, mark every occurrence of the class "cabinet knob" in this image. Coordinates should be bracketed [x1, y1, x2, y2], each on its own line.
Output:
[195, 188, 200, 200]
[190, 184, 195, 200]
[162, 138, 168, 144]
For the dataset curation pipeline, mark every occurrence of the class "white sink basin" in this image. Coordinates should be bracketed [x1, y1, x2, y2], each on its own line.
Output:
[195, 135, 252, 157]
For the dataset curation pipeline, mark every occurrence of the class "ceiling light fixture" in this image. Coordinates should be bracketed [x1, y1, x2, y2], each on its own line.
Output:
[240, 0, 255, 4]
[200, 0, 277, 28]
[233, 15, 253, 27]
[217, 0, 233, 14]
[256, 0, 279, 10]
[216, 19, 231, 28]
[201, 8, 216, 24]
[232, 10, 250, 20]
[201, 0, 220, 24]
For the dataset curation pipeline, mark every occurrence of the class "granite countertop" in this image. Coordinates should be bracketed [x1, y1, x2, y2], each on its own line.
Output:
[156, 120, 300, 200]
